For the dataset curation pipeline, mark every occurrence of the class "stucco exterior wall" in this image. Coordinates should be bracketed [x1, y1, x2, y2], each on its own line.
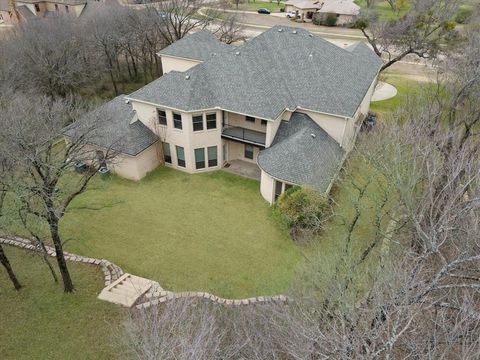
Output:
[336, 14, 357, 26]
[226, 140, 260, 163]
[160, 55, 201, 74]
[0, 10, 12, 24]
[260, 170, 275, 204]
[294, 109, 347, 146]
[131, 100, 223, 174]
[224, 112, 267, 133]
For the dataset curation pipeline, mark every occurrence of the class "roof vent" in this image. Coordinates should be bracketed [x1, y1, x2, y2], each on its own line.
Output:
[235, 51, 240, 56]
[278, 28, 283, 32]
[212, 52, 217, 56]
[311, 133, 316, 138]
[309, 54, 313, 58]
[185, 75, 190, 80]
[309, 34, 313, 37]
[125, 99, 130, 104]
[292, 30, 297, 34]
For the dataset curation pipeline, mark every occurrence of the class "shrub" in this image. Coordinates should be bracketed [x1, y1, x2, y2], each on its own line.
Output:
[280, 7, 285, 12]
[277, 187, 331, 241]
[313, 13, 338, 27]
[454, 6, 473, 24]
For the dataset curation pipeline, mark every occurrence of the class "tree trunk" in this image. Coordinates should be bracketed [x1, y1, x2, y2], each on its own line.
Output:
[48, 219, 74, 293]
[0, 244, 22, 290]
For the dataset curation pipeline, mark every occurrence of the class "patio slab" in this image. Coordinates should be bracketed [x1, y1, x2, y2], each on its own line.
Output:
[222, 160, 261, 181]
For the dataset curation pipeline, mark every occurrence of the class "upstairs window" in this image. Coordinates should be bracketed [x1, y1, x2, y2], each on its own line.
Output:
[246, 116, 255, 123]
[192, 115, 203, 132]
[34, 4, 40, 12]
[194, 148, 205, 169]
[261, 119, 267, 126]
[173, 113, 182, 130]
[65, 5, 69, 12]
[157, 109, 167, 126]
[206, 113, 217, 129]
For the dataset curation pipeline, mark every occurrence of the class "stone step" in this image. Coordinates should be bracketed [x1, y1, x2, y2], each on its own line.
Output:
[98, 273, 153, 308]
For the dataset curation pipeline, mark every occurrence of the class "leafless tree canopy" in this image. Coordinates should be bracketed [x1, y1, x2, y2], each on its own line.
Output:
[122, 31, 480, 359]
[358, 0, 463, 71]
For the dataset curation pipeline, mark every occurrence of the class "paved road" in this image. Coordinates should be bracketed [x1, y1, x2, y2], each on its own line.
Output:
[235, 11, 365, 40]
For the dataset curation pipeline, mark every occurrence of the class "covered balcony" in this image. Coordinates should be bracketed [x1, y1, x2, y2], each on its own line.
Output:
[221, 126, 266, 147]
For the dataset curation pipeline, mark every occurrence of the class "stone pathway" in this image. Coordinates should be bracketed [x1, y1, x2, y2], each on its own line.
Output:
[0, 236, 289, 309]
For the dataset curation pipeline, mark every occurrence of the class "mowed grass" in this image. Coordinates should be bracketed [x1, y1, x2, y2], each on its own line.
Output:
[354, 0, 411, 20]
[235, 1, 284, 13]
[370, 75, 432, 119]
[61, 168, 301, 299]
[0, 246, 122, 360]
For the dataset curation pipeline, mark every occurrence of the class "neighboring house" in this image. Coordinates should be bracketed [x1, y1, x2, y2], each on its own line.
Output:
[0, 0, 107, 23]
[66, 26, 382, 204]
[285, 0, 360, 25]
[0, 0, 15, 24]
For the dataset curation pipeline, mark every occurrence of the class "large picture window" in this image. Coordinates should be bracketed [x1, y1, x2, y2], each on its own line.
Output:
[244, 144, 254, 160]
[163, 142, 171, 163]
[192, 115, 203, 131]
[194, 148, 205, 169]
[176, 146, 185, 167]
[208, 146, 217, 167]
[206, 113, 217, 129]
[173, 113, 182, 130]
[157, 109, 167, 126]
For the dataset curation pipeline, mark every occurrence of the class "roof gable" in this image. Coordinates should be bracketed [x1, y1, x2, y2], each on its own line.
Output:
[129, 26, 382, 119]
[157, 30, 231, 62]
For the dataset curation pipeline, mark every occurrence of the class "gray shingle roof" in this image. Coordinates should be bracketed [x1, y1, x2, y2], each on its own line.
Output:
[157, 30, 232, 62]
[128, 26, 382, 120]
[257, 112, 345, 191]
[63, 95, 158, 156]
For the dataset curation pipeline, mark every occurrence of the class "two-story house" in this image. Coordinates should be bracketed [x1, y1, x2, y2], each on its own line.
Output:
[65, 26, 382, 204]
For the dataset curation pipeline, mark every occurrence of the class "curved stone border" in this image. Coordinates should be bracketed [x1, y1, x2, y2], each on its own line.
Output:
[0, 236, 289, 308]
[0, 236, 123, 286]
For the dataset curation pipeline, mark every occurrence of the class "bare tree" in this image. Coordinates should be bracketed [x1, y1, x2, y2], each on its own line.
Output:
[0, 244, 22, 290]
[357, 0, 461, 71]
[0, 95, 117, 293]
[0, 16, 101, 98]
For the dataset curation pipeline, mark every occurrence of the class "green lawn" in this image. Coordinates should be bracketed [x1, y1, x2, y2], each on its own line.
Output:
[370, 75, 431, 119]
[235, 1, 284, 13]
[59, 169, 300, 299]
[354, 0, 411, 20]
[0, 246, 122, 360]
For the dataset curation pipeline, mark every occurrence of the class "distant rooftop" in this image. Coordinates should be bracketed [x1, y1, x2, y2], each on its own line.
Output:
[157, 30, 232, 62]
[128, 26, 382, 120]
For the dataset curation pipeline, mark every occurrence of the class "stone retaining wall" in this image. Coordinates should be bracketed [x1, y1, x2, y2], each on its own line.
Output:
[0, 236, 289, 308]
[0, 236, 123, 286]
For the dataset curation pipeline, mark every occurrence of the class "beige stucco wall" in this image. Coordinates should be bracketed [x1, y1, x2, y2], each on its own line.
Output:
[225, 140, 260, 164]
[16, 1, 84, 17]
[224, 111, 267, 133]
[130, 100, 223, 174]
[260, 170, 275, 204]
[160, 55, 201, 74]
[109, 143, 160, 181]
[0, 10, 12, 24]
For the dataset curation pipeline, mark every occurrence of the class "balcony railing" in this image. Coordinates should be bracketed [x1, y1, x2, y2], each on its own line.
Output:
[221, 126, 266, 147]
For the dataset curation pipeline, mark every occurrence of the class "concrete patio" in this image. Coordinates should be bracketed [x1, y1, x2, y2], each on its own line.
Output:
[222, 160, 261, 181]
